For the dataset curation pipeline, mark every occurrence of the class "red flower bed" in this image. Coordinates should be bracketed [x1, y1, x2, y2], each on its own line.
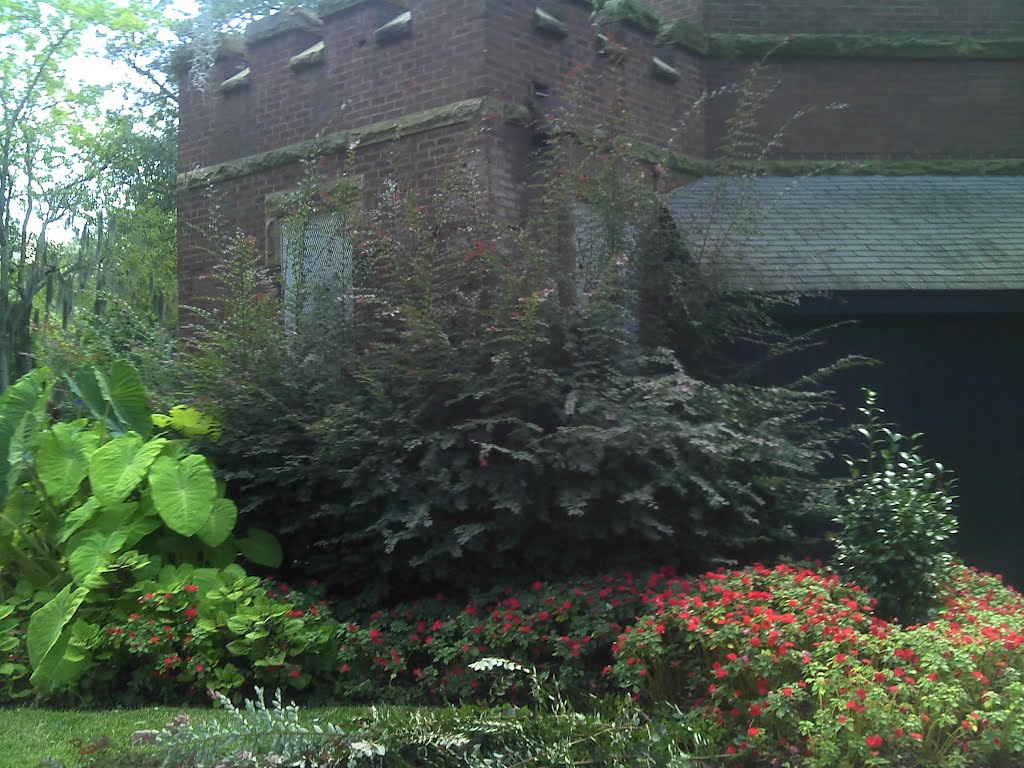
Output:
[612, 563, 1024, 767]
[13, 558, 1022, 768]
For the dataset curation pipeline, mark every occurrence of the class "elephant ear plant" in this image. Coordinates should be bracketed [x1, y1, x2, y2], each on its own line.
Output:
[0, 362, 281, 696]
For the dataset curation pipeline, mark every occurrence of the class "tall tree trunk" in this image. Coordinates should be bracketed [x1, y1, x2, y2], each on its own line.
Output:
[93, 212, 107, 316]
[0, 233, 11, 392]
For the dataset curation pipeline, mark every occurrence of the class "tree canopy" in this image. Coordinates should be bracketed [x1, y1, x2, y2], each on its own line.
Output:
[0, 0, 177, 389]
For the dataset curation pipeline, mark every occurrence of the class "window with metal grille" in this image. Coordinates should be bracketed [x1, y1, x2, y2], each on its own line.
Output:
[281, 210, 353, 326]
[574, 203, 636, 302]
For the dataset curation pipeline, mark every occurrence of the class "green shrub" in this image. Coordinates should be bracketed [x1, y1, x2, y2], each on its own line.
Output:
[138, 683, 711, 768]
[833, 389, 958, 624]
[186, 129, 833, 599]
[0, 591, 32, 701]
[32, 297, 179, 407]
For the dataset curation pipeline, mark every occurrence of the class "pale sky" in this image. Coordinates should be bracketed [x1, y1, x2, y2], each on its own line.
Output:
[20, 0, 199, 242]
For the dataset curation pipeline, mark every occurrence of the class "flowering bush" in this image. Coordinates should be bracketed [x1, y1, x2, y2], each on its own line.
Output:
[12, 554, 1024, 768]
[91, 570, 341, 705]
[328, 571, 661, 703]
[612, 562, 1024, 768]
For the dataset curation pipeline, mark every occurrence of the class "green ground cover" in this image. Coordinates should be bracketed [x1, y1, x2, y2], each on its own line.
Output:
[3, 706, 363, 768]
[4, 707, 179, 768]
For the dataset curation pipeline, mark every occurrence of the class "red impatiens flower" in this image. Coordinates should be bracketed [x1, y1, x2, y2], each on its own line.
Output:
[865, 735, 883, 749]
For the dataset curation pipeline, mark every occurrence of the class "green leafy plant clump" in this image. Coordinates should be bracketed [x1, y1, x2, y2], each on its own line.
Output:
[0, 362, 283, 701]
[833, 389, 958, 624]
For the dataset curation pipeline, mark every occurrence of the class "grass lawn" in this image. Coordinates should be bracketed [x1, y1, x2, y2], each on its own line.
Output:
[2, 706, 360, 768]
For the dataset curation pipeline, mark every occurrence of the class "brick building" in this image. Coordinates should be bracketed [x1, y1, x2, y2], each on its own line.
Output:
[176, 0, 1024, 579]
[176, 0, 1024, 303]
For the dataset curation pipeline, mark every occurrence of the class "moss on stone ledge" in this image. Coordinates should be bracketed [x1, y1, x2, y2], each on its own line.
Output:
[659, 21, 1024, 60]
[177, 97, 530, 190]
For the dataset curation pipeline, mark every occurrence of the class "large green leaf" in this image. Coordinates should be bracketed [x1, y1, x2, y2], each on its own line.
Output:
[70, 426, 100, 460]
[153, 405, 222, 441]
[27, 584, 88, 693]
[196, 498, 237, 548]
[67, 530, 130, 587]
[201, 539, 237, 569]
[148, 454, 216, 537]
[66, 368, 109, 427]
[236, 528, 283, 568]
[90, 501, 159, 548]
[89, 435, 167, 506]
[98, 361, 153, 439]
[57, 497, 101, 545]
[0, 369, 50, 505]
[35, 423, 89, 505]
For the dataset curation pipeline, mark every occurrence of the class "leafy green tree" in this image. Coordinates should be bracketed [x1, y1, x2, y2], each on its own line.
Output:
[0, 0, 167, 389]
[1, 0, 183, 392]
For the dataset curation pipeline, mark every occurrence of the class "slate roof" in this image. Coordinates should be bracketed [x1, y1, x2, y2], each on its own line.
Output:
[664, 176, 1024, 292]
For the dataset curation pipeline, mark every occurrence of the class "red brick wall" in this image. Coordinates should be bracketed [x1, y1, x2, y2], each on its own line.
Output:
[705, 58, 1024, 159]
[179, 0, 708, 174]
[481, 1, 705, 154]
[178, 121, 476, 305]
[177, 0, 716, 305]
[702, 0, 1024, 35]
